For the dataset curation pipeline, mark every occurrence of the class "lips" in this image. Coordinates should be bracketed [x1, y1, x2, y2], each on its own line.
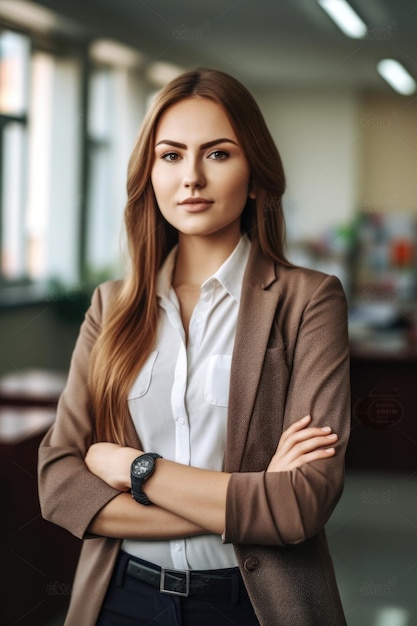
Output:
[178, 197, 213, 212]
[179, 197, 212, 205]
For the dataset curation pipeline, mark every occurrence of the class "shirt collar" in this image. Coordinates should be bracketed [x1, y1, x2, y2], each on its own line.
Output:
[202, 235, 251, 302]
[157, 235, 251, 304]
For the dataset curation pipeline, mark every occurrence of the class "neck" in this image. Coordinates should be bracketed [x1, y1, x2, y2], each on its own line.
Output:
[173, 232, 241, 287]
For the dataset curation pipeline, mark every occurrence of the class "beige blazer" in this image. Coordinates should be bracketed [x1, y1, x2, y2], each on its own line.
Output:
[38, 241, 350, 626]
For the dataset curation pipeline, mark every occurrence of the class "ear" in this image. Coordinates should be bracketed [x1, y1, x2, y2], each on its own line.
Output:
[248, 177, 256, 199]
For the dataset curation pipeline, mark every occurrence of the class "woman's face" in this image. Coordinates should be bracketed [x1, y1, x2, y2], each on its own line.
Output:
[151, 96, 254, 242]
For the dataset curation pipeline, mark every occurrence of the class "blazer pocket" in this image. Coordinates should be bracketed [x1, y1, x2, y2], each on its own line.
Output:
[204, 354, 232, 407]
[128, 351, 158, 399]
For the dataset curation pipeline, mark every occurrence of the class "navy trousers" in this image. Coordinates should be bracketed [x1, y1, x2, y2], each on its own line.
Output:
[96, 551, 260, 626]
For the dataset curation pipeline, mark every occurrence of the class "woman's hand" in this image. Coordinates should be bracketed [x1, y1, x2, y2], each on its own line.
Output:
[267, 415, 338, 472]
[85, 442, 142, 491]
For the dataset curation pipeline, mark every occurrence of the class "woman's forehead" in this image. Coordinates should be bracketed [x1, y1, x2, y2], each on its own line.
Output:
[154, 97, 238, 143]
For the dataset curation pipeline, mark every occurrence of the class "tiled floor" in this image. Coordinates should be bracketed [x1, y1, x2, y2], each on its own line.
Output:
[327, 470, 417, 626]
[44, 470, 417, 626]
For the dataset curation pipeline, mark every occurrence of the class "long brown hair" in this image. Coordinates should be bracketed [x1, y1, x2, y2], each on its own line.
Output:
[89, 67, 290, 444]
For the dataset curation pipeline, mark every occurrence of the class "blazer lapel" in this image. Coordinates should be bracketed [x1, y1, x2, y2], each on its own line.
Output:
[225, 243, 280, 472]
[124, 411, 142, 448]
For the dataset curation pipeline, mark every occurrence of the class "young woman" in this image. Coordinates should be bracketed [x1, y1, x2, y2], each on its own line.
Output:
[38, 68, 350, 626]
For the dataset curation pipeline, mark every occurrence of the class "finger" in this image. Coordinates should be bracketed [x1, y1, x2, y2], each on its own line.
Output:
[282, 433, 338, 463]
[293, 433, 338, 455]
[287, 415, 312, 432]
[267, 444, 337, 472]
[277, 427, 336, 456]
[279, 416, 312, 443]
[287, 427, 335, 444]
[287, 447, 336, 469]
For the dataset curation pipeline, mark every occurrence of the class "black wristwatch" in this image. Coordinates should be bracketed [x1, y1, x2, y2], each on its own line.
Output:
[130, 453, 162, 505]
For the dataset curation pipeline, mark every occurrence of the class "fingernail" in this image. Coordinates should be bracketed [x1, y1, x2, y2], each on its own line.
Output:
[321, 426, 331, 432]
[301, 415, 311, 423]
[327, 433, 337, 439]
[325, 448, 335, 453]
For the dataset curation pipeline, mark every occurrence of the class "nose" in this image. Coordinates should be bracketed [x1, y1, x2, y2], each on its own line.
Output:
[183, 157, 206, 190]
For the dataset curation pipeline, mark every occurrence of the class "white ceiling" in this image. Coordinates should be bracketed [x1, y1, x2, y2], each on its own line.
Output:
[6, 0, 417, 93]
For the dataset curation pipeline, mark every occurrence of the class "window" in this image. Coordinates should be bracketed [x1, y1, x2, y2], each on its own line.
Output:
[86, 66, 119, 275]
[0, 25, 150, 302]
[26, 50, 83, 285]
[0, 28, 84, 290]
[85, 64, 148, 279]
[0, 29, 29, 283]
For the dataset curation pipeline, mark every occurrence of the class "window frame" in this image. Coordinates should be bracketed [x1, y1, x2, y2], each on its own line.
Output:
[0, 25, 90, 304]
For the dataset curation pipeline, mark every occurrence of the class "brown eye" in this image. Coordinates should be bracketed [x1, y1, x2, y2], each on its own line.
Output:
[208, 150, 229, 160]
[162, 152, 180, 162]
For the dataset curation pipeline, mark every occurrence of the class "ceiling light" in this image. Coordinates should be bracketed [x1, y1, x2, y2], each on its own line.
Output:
[146, 62, 185, 87]
[90, 39, 144, 68]
[377, 59, 416, 95]
[0, 0, 79, 34]
[318, 0, 367, 38]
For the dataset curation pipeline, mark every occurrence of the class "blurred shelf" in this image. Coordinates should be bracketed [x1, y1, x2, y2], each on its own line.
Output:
[350, 341, 417, 361]
[0, 368, 66, 406]
[0, 405, 56, 444]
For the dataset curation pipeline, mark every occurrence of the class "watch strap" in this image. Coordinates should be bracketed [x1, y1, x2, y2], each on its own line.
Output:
[131, 453, 162, 505]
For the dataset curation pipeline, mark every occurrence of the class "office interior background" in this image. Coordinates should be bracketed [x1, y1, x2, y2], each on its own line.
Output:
[0, 0, 416, 625]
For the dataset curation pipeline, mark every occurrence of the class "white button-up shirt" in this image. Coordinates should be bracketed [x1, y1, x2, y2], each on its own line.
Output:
[123, 235, 251, 570]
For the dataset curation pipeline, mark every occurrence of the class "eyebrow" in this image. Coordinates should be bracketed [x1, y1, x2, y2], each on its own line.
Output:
[155, 138, 239, 149]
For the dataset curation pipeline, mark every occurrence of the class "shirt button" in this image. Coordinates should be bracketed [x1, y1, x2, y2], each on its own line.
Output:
[178, 417, 185, 425]
[175, 543, 182, 551]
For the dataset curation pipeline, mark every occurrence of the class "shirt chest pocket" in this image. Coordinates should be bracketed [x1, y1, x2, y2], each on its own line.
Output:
[204, 354, 232, 407]
[128, 351, 158, 399]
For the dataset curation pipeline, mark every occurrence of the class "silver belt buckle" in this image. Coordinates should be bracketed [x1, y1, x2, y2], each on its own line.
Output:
[160, 567, 190, 597]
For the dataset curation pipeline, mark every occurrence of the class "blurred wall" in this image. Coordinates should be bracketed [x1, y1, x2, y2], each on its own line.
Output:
[359, 94, 417, 215]
[258, 88, 360, 241]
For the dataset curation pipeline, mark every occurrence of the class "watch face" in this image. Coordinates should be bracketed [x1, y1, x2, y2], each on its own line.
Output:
[132, 456, 153, 478]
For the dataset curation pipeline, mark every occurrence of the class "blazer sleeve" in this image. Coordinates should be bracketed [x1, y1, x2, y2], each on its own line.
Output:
[224, 274, 351, 546]
[38, 284, 121, 540]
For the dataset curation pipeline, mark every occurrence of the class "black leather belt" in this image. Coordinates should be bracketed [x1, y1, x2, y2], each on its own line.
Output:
[125, 556, 238, 600]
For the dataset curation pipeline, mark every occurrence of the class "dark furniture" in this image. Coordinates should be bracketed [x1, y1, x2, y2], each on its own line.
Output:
[0, 371, 80, 626]
[347, 345, 417, 473]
